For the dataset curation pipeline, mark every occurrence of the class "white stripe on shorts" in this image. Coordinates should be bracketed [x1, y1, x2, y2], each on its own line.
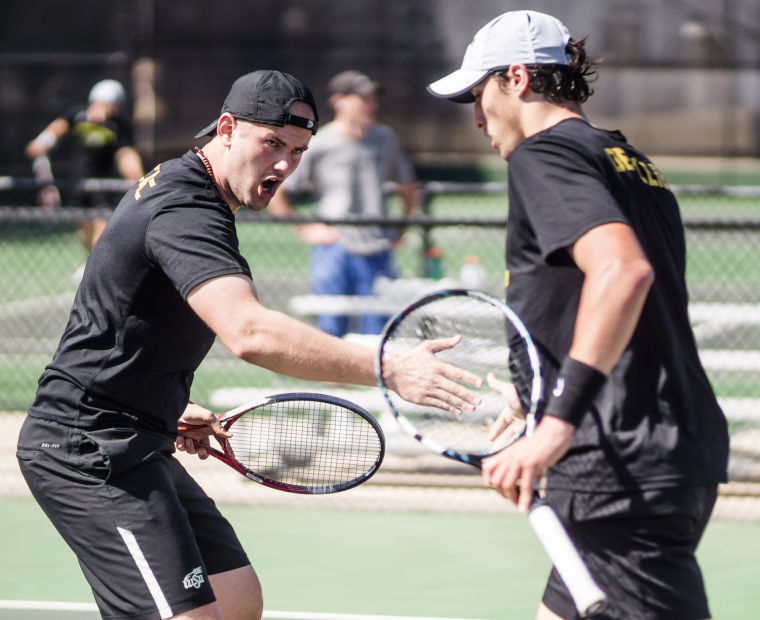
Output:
[117, 527, 173, 619]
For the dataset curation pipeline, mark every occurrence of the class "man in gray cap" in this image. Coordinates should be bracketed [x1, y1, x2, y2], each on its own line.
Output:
[269, 69, 420, 338]
[17, 69, 480, 620]
[428, 10, 728, 620]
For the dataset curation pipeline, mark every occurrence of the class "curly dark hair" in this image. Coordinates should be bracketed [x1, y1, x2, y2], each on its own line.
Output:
[495, 36, 599, 103]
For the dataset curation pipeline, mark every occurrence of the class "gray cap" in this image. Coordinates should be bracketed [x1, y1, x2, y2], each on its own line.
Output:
[428, 11, 572, 103]
[327, 70, 382, 97]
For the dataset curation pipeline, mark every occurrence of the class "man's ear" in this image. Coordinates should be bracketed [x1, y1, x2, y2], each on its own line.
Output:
[217, 113, 237, 144]
[507, 64, 531, 97]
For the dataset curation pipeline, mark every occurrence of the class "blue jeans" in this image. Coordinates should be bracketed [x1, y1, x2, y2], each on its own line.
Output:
[309, 243, 396, 337]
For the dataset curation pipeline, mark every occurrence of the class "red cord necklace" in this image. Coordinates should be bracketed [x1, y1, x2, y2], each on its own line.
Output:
[194, 147, 216, 186]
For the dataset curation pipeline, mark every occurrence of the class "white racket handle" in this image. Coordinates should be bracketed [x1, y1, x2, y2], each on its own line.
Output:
[528, 503, 607, 617]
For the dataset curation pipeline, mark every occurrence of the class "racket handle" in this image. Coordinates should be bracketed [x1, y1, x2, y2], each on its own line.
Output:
[528, 502, 607, 617]
[177, 422, 207, 432]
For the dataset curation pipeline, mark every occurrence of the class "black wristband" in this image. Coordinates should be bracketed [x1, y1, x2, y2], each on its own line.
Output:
[544, 357, 606, 426]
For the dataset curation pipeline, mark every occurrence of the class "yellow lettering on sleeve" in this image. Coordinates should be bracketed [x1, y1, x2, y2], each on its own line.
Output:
[134, 164, 162, 200]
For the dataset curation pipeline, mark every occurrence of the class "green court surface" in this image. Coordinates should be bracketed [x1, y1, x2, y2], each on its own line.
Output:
[0, 497, 758, 619]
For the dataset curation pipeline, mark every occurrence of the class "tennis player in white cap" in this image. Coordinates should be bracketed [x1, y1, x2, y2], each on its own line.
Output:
[428, 10, 728, 620]
[25, 78, 144, 251]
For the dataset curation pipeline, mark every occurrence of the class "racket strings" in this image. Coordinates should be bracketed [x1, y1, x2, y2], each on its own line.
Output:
[226, 401, 381, 486]
[508, 331, 536, 414]
[383, 293, 539, 456]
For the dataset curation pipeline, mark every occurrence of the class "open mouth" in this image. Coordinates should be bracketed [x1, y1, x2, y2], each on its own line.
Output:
[260, 178, 280, 199]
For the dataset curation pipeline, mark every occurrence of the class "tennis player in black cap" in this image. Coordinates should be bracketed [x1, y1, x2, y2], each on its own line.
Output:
[16, 70, 481, 620]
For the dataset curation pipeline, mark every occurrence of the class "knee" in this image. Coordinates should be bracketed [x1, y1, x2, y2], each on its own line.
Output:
[235, 572, 263, 620]
[210, 565, 263, 620]
[250, 581, 264, 620]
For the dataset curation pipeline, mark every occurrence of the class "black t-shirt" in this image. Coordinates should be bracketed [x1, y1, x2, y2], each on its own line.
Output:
[29, 151, 251, 436]
[58, 104, 136, 207]
[506, 118, 729, 491]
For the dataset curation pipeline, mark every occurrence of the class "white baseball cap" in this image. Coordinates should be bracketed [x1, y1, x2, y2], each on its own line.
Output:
[427, 10, 572, 103]
[88, 79, 126, 106]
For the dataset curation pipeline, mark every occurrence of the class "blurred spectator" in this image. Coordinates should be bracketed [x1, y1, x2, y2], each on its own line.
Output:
[269, 70, 419, 337]
[25, 79, 144, 251]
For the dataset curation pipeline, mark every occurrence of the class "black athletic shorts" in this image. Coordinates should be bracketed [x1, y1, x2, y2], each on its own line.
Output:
[16, 415, 250, 620]
[541, 484, 718, 620]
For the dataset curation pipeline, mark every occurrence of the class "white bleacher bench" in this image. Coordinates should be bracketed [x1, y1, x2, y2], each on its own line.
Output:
[288, 294, 402, 317]
[287, 276, 461, 318]
[688, 302, 760, 373]
[689, 302, 760, 339]
[289, 294, 760, 327]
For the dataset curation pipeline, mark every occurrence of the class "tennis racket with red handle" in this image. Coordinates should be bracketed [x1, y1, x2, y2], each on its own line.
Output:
[177, 392, 384, 495]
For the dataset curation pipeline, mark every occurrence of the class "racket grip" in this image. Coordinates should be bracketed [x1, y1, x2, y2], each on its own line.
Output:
[528, 502, 607, 617]
[177, 422, 207, 432]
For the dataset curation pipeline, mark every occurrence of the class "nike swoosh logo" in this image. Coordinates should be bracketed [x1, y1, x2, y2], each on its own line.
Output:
[552, 378, 565, 398]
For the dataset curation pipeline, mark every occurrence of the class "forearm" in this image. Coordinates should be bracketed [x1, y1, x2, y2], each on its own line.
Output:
[25, 118, 69, 159]
[229, 305, 377, 386]
[567, 223, 654, 374]
[570, 256, 653, 373]
[398, 182, 420, 216]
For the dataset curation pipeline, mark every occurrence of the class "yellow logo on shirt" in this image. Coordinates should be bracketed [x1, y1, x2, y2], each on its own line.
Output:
[604, 147, 669, 189]
[134, 164, 161, 200]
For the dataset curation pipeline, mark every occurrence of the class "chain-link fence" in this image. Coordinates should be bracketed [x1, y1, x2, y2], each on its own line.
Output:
[1, 181, 759, 516]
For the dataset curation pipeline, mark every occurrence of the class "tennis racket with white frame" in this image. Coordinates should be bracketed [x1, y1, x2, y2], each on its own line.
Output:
[177, 392, 384, 495]
[375, 289, 606, 617]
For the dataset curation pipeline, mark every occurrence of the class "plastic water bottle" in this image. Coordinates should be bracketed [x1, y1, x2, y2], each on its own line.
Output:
[425, 246, 444, 279]
[459, 254, 486, 290]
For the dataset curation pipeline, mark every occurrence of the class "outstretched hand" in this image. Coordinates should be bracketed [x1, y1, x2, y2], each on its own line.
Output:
[382, 335, 483, 414]
[175, 402, 231, 459]
[484, 372, 526, 441]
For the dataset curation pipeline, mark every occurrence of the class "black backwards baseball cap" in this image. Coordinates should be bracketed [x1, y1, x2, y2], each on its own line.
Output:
[194, 70, 319, 138]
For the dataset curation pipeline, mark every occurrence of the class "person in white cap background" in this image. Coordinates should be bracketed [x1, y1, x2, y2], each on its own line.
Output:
[428, 10, 728, 620]
[269, 69, 420, 338]
[17, 69, 481, 620]
[25, 78, 144, 251]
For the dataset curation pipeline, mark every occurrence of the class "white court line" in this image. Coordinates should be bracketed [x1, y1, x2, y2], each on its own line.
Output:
[0, 601, 484, 620]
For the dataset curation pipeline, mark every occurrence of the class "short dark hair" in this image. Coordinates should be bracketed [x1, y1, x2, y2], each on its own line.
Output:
[495, 37, 599, 104]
